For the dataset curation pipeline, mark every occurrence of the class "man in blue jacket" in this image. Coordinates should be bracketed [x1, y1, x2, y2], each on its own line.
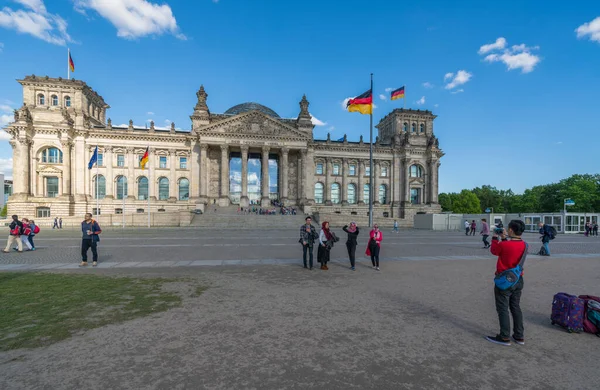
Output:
[80, 213, 102, 267]
[537, 222, 552, 256]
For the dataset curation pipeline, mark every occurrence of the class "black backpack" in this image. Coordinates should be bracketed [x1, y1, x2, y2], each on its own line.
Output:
[547, 225, 557, 240]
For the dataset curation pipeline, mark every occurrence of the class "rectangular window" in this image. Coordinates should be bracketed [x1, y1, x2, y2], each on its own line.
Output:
[179, 157, 187, 169]
[115, 208, 123, 215]
[410, 188, 421, 204]
[46, 177, 59, 198]
[381, 167, 388, 177]
[349, 164, 356, 176]
[365, 166, 371, 177]
[36, 207, 51, 218]
[92, 208, 101, 215]
[333, 164, 340, 175]
[97, 153, 103, 167]
[117, 154, 125, 167]
[316, 163, 323, 175]
[159, 156, 167, 169]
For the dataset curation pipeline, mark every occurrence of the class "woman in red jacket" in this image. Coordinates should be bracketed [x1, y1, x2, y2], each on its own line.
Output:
[365, 224, 383, 270]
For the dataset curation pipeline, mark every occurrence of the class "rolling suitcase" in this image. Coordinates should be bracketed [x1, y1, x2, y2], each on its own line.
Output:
[551, 293, 584, 333]
[579, 295, 600, 335]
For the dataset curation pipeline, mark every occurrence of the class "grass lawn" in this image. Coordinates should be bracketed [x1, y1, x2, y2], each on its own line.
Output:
[0, 272, 193, 351]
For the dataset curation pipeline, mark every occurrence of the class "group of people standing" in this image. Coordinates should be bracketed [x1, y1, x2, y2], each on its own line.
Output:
[584, 222, 598, 236]
[299, 217, 383, 271]
[2, 214, 39, 252]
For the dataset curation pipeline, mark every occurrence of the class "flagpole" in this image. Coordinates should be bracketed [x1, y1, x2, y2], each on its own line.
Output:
[96, 147, 99, 215]
[122, 176, 125, 229]
[67, 48, 70, 80]
[369, 73, 374, 228]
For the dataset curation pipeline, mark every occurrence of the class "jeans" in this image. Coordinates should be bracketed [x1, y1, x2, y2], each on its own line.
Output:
[81, 239, 98, 262]
[370, 245, 380, 267]
[302, 244, 313, 268]
[482, 235, 490, 247]
[28, 235, 35, 249]
[465, 227, 470, 235]
[494, 277, 524, 339]
[346, 242, 356, 267]
[20, 235, 32, 250]
[542, 240, 550, 255]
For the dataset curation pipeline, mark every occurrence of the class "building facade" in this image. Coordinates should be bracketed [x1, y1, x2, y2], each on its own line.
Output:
[4, 75, 443, 225]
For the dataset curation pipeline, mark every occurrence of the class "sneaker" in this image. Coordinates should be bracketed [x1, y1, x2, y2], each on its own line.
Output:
[92, 261, 97, 267]
[372, 266, 376, 269]
[80, 261, 88, 267]
[485, 335, 511, 346]
[512, 336, 525, 345]
[376, 267, 380, 271]
[351, 266, 355, 271]
[31, 248, 36, 251]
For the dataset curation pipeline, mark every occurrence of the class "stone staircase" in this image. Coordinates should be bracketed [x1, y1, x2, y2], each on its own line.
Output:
[190, 206, 307, 229]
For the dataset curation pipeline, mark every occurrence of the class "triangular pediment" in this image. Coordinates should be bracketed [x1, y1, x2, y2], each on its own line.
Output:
[37, 165, 63, 175]
[196, 110, 308, 139]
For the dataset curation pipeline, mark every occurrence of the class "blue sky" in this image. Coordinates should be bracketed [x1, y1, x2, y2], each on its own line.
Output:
[0, 0, 599, 193]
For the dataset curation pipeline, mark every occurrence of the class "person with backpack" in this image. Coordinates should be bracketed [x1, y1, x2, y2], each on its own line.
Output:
[3, 215, 24, 253]
[28, 219, 39, 251]
[20, 218, 33, 251]
[80, 213, 102, 267]
[486, 219, 528, 346]
[537, 222, 555, 256]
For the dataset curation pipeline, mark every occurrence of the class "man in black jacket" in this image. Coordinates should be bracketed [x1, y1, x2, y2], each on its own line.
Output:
[538, 222, 552, 256]
[3, 215, 23, 253]
[80, 213, 102, 267]
[300, 216, 317, 270]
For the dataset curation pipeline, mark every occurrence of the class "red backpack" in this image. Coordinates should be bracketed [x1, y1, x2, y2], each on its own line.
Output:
[9, 223, 21, 236]
[33, 225, 40, 234]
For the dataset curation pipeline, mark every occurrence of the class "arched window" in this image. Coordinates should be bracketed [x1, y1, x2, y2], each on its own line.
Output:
[179, 178, 189, 200]
[41, 147, 63, 164]
[331, 183, 341, 204]
[347, 183, 356, 204]
[38, 94, 45, 105]
[403, 122, 408, 132]
[137, 176, 148, 200]
[411, 123, 416, 133]
[420, 124, 425, 133]
[116, 176, 128, 199]
[314, 182, 324, 204]
[64, 96, 71, 107]
[410, 164, 423, 178]
[158, 177, 169, 200]
[379, 184, 387, 204]
[363, 184, 370, 204]
[93, 175, 106, 199]
[51, 95, 58, 106]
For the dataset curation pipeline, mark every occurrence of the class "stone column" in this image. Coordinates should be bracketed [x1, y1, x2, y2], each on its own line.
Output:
[404, 158, 411, 203]
[240, 145, 249, 207]
[373, 160, 380, 205]
[190, 141, 201, 200]
[169, 150, 177, 200]
[324, 158, 332, 206]
[357, 160, 364, 205]
[431, 160, 439, 203]
[304, 148, 315, 204]
[105, 146, 114, 199]
[75, 138, 86, 198]
[281, 148, 289, 204]
[261, 145, 270, 207]
[341, 158, 348, 206]
[127, 147, 136, 199]
[297, 152, 303, 204]
[9, 139, 24, 196]
[200, 144, 208, 199]
[148, 148, 156, 201]
[392, 153, 401, 207]
[220, 145, 230, 205]
[60, 140, 72, 197]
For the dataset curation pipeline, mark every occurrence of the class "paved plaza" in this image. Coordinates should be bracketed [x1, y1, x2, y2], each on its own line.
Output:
[1, 228, 600, 389]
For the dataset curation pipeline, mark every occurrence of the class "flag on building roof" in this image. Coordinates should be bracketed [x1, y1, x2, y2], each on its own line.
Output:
[140, 147, 149, 169]
[336, 136, 344, 141]
[88, 146, 98, 169]
[69, 51, 75, 72]
[391, 86, 405, 100]
[346, 89, 372, 115]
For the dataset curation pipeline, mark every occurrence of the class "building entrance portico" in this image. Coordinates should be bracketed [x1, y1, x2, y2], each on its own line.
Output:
[227, 147, 281, 207]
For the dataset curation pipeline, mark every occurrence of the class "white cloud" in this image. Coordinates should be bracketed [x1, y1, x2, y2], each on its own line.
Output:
[379, 94, 387, 101]
[433, 104, 439, 108]
[328, 126, 335, 131]
[147, 111, 155, 116]
[422, 82, 434, 89]
[444, 70, 472, 89]
[556, 141, 563, 145]
[1, 103, 13, 130]
[74, 0, 186, 40]
[0, 157, 13, 178]
[479, 37, 541, 73]
[0, 104, 12, 113]
[450, 89, 464, 94]
[341, 97, 352, 110]
[415, 96, 425, 105]
[478, 37, 507, 54]
[384, 87, 393, 92]
[310, 115, 326, 126]
[576, 17, 600, 43]
[0, 0, 73, 45]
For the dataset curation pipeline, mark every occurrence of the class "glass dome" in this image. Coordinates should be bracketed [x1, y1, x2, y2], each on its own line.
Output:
[224, 102, 280, 118]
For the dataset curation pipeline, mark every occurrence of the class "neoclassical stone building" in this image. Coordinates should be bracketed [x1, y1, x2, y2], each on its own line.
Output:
[4, 75, 443, 225]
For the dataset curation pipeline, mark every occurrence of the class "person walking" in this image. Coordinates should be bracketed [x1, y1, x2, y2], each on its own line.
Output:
[481, 218, 490, 248]
[299, 216, 317, 270]
[465, 220, 470, 235]
[317, 221, 334, 270]
[3, 215, 23, 253]
[366, 224, 383, 270]
[485, 219, 527, 346]
[80, 213, 102, 267]
[470, 220, 477, 236]
[593, 222, 599, 237]
[52, 217, 58, 229]
[537, 222, 553, 256]
[59, 217, 63, 229]
[28, 219, 38, 251]
[20, 218, 33, 251]
[343, 222, 360, 270]
[393, 220, 399, 233]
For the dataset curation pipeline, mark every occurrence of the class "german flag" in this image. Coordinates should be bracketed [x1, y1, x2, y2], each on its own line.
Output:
[140, 147, 149, 169]
[69, 51, 75, 72]
[391, 86, 405, 100]
[346, 89, 373, 115]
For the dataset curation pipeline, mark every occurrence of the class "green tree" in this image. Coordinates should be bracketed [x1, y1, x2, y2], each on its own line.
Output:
[438, 190, 481, 213]
[0, 204, 6, 218]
